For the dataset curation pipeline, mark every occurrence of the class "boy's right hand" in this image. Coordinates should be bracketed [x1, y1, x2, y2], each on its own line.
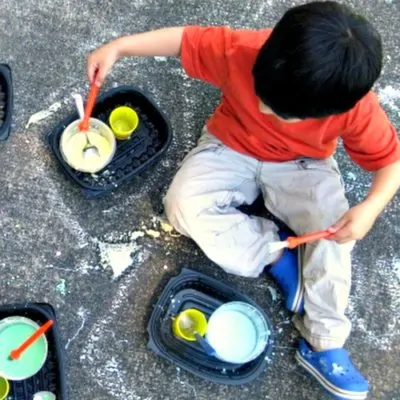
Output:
[87, 41, 120, 86]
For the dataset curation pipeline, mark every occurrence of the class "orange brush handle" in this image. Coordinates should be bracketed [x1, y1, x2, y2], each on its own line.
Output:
[79, 77, 100, 131]
[10, 320, 54, 360]
[286, 229, 334, 249]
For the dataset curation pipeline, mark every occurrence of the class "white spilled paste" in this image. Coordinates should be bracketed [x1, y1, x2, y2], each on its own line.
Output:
[25, 101, 62, 128]
[99, 243, 133, 278]
[97, 240, 144, 279]
[267, 286, 279, 302]
[145, 229, 161, 238]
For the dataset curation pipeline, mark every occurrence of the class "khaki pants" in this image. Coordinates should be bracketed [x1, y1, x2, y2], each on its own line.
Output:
[164, 131, 354, 349]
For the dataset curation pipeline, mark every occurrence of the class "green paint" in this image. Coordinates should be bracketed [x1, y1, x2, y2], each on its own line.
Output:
[0, 319, 47, 380]
[55, 279, 67, 296]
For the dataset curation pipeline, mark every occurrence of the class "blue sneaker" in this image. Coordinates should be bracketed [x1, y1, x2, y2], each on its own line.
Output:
[268, 231, 304, 314]
[296, 339, 369, 400]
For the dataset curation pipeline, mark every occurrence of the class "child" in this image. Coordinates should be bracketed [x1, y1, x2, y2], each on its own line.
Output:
[88, 1, 400, 398]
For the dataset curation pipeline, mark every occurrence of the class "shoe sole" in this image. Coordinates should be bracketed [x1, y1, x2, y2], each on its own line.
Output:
[290, 245, 304, 314]
[296, 351, 368, 400]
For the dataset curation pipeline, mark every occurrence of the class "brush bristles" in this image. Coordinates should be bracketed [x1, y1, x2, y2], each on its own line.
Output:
[268, 241, 289, 253]
[179, 314, 194, 330]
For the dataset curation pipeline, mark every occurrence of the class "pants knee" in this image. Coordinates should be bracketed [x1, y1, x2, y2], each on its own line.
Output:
[163, 189, 198, 236]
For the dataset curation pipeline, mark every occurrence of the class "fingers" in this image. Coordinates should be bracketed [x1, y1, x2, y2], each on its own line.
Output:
[327, 226, 339, 234]
[327, 218, 347, 241]
[95, 60, 113, 86]
[334, 229, 353, 244]
[87, 59, 99, 84]
[87, 52, 111, 86]
[330, 218, 347, 232]
[330, 221, 360, 243]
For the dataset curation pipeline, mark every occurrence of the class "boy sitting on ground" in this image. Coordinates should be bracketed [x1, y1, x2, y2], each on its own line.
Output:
[87, 1, 400, 398]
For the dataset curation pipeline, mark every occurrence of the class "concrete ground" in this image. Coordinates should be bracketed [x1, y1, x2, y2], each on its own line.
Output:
[1, 0, 399, 399]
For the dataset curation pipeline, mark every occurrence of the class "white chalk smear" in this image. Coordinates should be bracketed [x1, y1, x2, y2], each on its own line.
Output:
[349, 256, 400, 351]
[154, 56, 167, 62]
[79, 266, 150, 400]
[103, 357, 130, 396]
[44, 179, 89, 249]
[25, 101, 62, 129]
[378, 85, 400, 117]
[23, 147, 90, 250]
[65, 307, 87, 350]
[44, 261, 95, 276]
[393, 259, 400, 282]
[176, 364, 197, 398]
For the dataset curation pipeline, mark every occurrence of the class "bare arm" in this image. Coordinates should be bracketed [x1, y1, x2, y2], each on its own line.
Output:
[87, 27, 185, 85]
[366, 160, 400, 213]
[331, 159, 400, 243]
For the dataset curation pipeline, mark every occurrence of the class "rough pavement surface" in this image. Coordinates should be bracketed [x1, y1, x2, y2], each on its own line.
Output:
[0, 0, 399, 399]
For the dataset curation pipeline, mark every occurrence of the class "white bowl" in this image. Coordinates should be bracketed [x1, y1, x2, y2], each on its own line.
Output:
[206, 301, 270, 364]
[0, 316, 48, 381]
[60, 118, 116, 173]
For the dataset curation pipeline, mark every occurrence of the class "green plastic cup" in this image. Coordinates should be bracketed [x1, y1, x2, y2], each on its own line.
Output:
[109, 106, 139, 140]
[0, 316, 48, 381]
[0, 376, 9, 400]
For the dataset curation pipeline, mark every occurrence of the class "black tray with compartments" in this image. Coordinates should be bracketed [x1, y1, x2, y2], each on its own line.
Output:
[0, 303, 67, 399]
[46, 86, 172, 197]
[0, 64, 13, 141]
[147, 269, 274, 385]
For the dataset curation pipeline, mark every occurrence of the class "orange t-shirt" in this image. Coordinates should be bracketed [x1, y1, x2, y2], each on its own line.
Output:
[180, 26, 400, 171]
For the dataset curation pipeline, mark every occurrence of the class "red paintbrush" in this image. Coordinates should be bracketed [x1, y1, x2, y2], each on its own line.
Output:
[9, 320, 54, 361]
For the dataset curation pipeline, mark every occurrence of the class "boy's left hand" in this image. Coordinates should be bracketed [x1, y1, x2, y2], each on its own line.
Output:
[329, 200, 379, 243]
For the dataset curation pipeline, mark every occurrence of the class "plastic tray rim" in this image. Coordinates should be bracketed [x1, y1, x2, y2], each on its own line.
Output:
[46, 85, 173, 196]
[0, 63, 13, 141]
[0, 302, 68, 399]
[147, 268, 274, 385]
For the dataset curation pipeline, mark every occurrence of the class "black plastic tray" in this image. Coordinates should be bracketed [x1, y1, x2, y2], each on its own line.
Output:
[0, 64, 13, 141]
[147, 269, 274, 385]
[0, 303, 67, 399]
[46, 86, 172, 197]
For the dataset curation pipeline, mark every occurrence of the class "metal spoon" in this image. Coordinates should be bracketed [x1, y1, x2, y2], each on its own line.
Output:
[179, 314, 217, 357]
[72, 93, 99, 158]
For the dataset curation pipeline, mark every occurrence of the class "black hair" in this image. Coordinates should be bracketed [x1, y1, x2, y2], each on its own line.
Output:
[253, 1, 382, 119]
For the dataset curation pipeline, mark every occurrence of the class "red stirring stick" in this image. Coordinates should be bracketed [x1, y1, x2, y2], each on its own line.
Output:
[9, 320, 54, 361]
[79, 72, 100, 132]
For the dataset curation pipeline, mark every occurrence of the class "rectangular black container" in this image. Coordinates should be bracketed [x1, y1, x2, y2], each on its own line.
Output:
[46, 86, 172, 197]
[147, 269, 274, 385]
[0, 303, 67, 399]
[0, 64, 13, 141]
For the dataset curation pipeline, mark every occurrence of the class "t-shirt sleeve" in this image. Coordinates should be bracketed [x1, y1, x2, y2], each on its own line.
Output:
[180, 26, 232, 88]
[342, 92, 400, 171]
